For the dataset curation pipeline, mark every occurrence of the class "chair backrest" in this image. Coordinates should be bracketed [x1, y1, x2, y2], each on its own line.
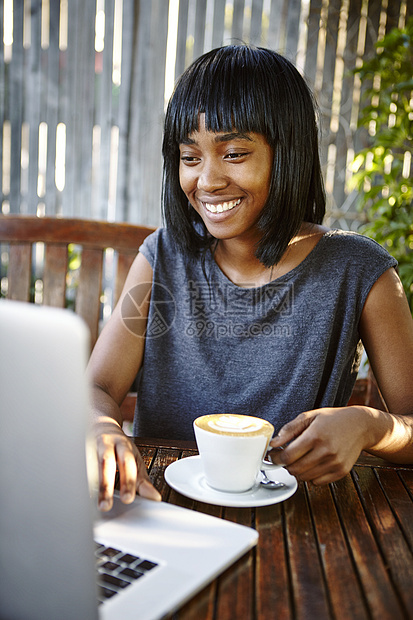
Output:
[0, 215, 155, 350]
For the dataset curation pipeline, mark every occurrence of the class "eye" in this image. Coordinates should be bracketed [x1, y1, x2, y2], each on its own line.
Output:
[180, 155, 200, 165]
[224, 151, 249, 161]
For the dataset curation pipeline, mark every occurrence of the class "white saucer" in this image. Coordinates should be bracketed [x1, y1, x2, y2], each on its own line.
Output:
[164, 455, 297, 507]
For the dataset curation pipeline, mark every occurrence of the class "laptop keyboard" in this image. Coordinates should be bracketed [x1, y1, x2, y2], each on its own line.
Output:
[95, 541, 159, 604]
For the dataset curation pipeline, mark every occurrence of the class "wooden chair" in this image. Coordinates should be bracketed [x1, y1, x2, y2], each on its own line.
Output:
[0, 215, 155, 421]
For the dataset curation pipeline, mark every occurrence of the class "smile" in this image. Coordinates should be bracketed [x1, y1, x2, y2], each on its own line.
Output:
[202, 198, 242, 214]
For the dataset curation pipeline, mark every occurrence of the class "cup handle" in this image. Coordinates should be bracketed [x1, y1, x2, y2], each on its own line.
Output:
[262, 459, 281, 470]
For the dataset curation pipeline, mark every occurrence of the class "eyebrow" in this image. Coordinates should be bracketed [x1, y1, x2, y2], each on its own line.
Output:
[215, 132, 254, 143]
[180, 132, 254, 146]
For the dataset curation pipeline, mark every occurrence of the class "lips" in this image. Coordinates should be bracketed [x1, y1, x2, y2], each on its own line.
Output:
[201, 198, 242, 214]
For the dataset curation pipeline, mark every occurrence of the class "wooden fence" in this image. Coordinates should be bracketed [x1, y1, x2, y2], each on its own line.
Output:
[0, 0, 411, 231]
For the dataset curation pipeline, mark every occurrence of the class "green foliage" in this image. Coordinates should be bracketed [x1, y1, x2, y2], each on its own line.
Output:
[348, 17, 413, 312]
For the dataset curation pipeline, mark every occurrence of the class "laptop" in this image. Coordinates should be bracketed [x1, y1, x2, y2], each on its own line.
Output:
[0, 300, 258, 620]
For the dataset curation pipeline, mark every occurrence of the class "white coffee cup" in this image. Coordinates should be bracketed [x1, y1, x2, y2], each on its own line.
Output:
[193, 413, 280, 493]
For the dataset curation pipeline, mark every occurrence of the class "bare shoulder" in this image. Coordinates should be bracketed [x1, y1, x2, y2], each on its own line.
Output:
[360, 267, 411, 322]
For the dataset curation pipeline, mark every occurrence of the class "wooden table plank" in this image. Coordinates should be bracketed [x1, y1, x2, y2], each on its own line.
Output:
[215, 507, 255, 620]
[255, 502, 292, 620]
[285, 482, 331, 619]
[354, 466, 413, 616]
[333, 471, 405, 618]
[377, 469, 413, 551]
[399, 469, 413, 497]
[137, 445, 157, 469]
[307, 481, 369, 619]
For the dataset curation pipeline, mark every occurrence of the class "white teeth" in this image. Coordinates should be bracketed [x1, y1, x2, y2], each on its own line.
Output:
[204, 198, 241, 214]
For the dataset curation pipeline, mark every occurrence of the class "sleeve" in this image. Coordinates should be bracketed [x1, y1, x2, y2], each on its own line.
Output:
[138, 228, 163, 268]
[354, 234, 398, 310]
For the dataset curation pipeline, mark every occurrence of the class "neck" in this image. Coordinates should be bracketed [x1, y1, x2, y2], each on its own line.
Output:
[212, 222, 328, 288]
[213, 237, 272, 288]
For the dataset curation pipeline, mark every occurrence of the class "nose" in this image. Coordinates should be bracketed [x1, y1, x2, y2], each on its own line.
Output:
[197, 158, 228, 192]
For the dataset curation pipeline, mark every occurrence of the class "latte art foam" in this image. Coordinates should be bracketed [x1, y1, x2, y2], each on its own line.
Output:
[195, 414, 273, 438]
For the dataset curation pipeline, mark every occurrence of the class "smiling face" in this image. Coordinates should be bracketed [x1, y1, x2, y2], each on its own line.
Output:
[178, 116, 273, 245]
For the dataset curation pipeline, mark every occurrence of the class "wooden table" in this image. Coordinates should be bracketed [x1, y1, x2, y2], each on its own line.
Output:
[133, 437, 413, 620]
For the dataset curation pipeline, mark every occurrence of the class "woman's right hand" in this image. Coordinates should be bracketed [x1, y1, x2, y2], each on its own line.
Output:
[95, 420, 161, 511]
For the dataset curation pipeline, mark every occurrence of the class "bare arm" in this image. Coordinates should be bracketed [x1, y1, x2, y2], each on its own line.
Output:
[269, 268, 413, 483]
[357, 267, 413, 458]
[88, 252, 161, 509]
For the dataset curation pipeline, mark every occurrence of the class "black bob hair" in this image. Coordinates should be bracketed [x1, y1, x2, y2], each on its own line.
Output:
[162, 45, 326, 267]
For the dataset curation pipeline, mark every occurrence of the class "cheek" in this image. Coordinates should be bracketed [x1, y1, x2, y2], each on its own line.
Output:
[178, 168, 192, 198]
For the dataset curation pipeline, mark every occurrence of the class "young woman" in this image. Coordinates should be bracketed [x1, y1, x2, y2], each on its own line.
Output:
[89, 45, 413, 511]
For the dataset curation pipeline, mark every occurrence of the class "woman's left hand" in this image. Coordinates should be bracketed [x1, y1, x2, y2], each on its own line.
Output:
[269, 406, 371, 485]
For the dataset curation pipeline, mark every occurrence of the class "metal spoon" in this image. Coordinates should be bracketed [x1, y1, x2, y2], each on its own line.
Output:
[260, 470, 286, 489]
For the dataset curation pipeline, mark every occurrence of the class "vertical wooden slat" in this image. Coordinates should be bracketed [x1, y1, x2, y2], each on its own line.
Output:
[62, 0, 95, 218]
[317, 0, 341, 177]
[385, 0, 403, 33]
[74, 2, 95, 218]
[304, 0, 323, 86]
[60, 0, 76, 217]
[250, 0, 264, 45]
[284, 0, 302, 60]
[76, 247, 104, 349]
[211, 0, 226, 48]
[44, 1, 61, 216]
[8, 1, 24, 214]
[332, 0, 362, 229]
[175, 0, 190, 77]
[351, 0, 381, 161]
[115, 0, 136, 222]
[0, 4, 5, 207]
[26, 0, 42, 216]
[42, 245, 68, 307]
[267, 0, 285, 51]
[194, 0, 207, 58]
[94, 0, 115, 221]
[7, 244, 32, 301]
[127, 0, 168, 226]
[232, 0, 246, 41]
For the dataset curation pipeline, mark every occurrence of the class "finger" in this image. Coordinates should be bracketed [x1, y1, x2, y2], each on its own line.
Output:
[116, 444, 138, 504]
[137, 478, 162, 501]
[273, 430, 315, 468]
[97, 441, 117, 511]
[117, 439, 161, 502]
[270, 413, 313, 448]
[284, 448, 352, 484]
[135, 453, 162, 501]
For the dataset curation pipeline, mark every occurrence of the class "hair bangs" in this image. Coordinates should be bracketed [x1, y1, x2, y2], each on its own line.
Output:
[167, 46, 272, 145]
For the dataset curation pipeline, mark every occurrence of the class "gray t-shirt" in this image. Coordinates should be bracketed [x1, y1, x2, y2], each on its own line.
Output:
[132, 228, 397, 440]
